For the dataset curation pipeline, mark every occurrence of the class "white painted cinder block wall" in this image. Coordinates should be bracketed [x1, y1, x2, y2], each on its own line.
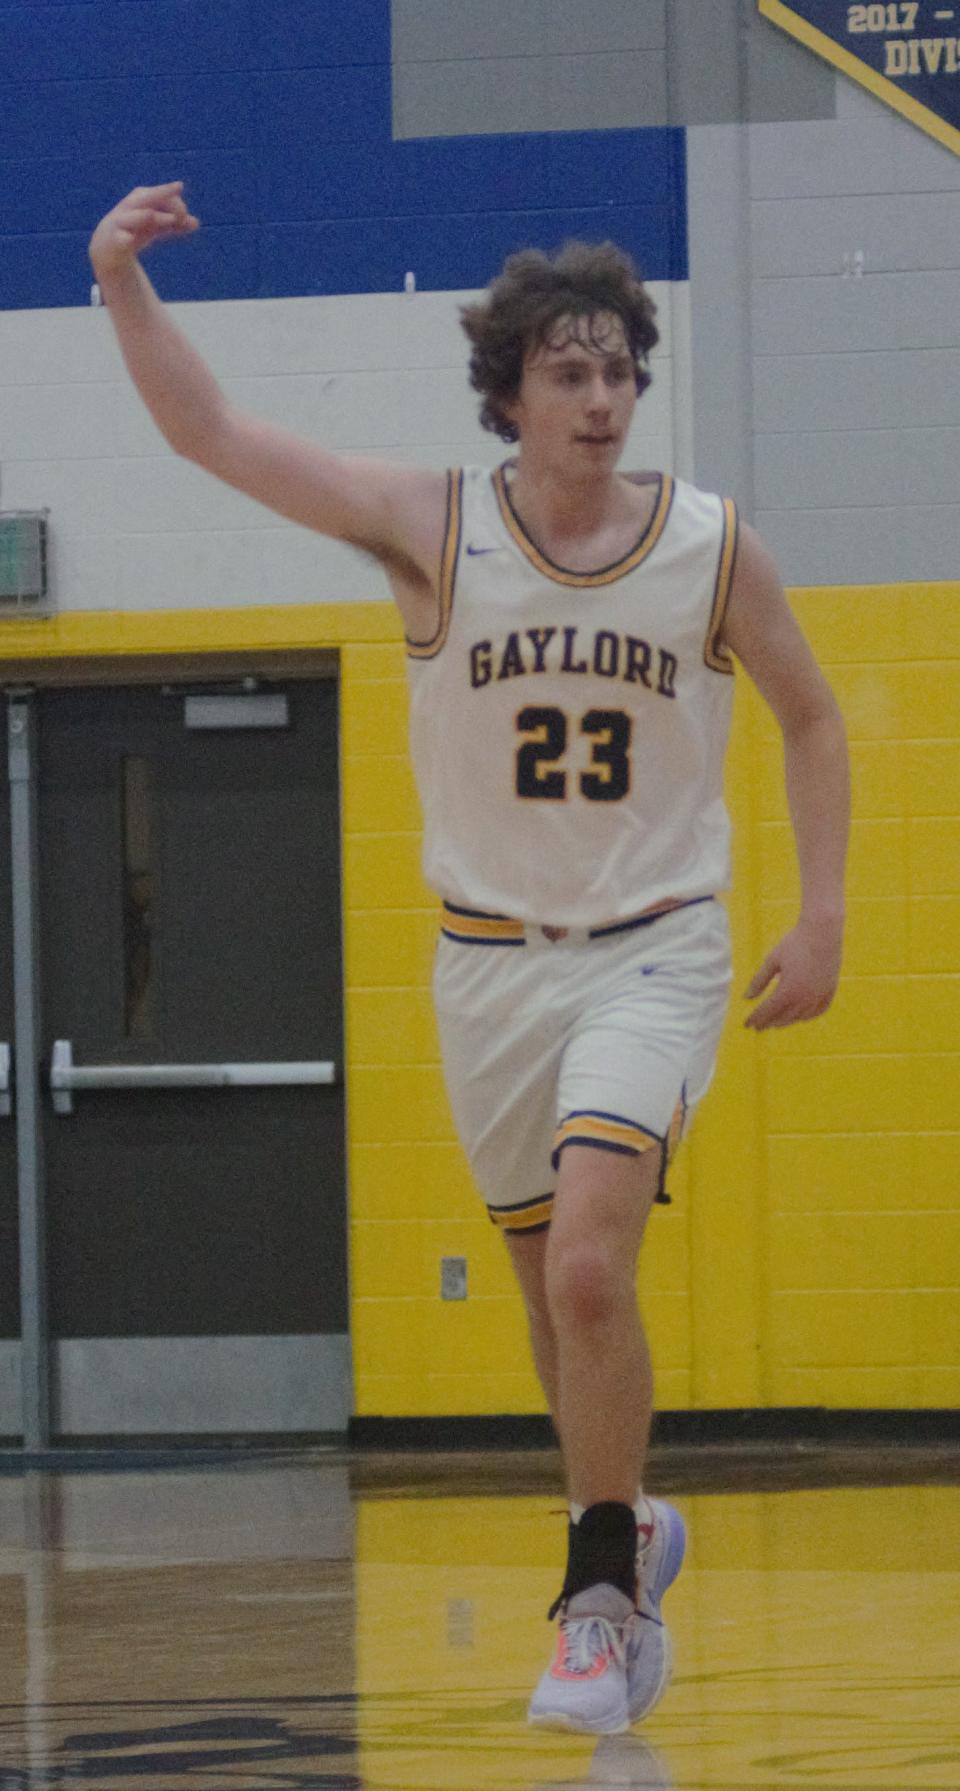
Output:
[0, 281, 690, 616]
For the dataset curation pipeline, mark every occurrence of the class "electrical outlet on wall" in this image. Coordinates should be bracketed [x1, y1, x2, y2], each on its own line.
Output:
[441, 1256, 467, 1300]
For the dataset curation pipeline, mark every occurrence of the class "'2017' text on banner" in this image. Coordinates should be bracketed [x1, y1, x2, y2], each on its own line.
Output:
[759, 0, 960, 153]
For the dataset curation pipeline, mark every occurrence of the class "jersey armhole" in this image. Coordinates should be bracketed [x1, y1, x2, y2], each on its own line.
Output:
[704, 497, 738, 675]
[406, 468, 462, 660]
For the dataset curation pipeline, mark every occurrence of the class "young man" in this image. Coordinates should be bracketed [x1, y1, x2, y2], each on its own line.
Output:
[89, 184, 849, 1736]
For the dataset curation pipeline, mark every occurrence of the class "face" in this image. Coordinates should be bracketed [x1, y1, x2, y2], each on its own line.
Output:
[505, 311, 638, 471]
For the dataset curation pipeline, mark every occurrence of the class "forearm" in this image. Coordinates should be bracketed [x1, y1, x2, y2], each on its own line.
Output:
[783, 708, 850, 924]
[96, 258, 227, 460]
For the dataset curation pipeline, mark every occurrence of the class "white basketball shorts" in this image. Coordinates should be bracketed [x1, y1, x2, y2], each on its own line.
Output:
[432, 895, 732, 1233]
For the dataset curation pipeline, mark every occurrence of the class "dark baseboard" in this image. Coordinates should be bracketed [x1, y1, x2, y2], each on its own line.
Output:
[348, 1407, 960, 1451]
[0, 1434, 343, 1472]
[2, 1410, 957, 1471]
[348, 1414, 557, 1451]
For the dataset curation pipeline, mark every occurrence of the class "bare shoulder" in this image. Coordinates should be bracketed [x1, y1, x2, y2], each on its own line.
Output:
[726, 518, 783, 612]
[723, 520, 797, 661]
[723, 520, 839, 730]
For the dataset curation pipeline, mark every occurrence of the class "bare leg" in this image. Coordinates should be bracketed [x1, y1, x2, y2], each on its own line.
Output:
[546, 1145, 660, 1509]
[504, 1228, 560, 1425]
[504, 1145, 659, 1509]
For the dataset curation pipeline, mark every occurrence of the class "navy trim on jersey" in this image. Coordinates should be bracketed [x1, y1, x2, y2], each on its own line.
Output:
[588, 894, 714, 938]
[440, 930, 526, 946]
[443, 900, 513, 920]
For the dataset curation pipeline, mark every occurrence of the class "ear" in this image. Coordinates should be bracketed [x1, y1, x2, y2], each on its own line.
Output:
[499, 391, 518, 424]
[499, 390, 523, 438]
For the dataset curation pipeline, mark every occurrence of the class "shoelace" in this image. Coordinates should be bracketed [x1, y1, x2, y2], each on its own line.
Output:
[559, 1614, 630, 1676]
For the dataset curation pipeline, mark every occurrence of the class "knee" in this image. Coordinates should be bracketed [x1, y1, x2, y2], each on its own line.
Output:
[546, 1241, 626, 1331]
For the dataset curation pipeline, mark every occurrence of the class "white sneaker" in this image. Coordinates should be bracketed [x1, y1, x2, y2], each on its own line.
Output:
[588, 1734, 675, 1784]
[625, 1499, 686, 1723]
[532, 1734, 674, 1786]
[528, 1584, 637, 1735]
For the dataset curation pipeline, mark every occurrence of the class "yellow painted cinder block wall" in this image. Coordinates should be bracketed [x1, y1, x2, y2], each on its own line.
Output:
[344, 584, 960, 1416]
[8, 586, 955, 1415]
[752, 585, 960, 1410]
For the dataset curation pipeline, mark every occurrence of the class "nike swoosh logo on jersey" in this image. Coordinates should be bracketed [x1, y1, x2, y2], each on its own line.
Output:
[466, 543, 500, 555]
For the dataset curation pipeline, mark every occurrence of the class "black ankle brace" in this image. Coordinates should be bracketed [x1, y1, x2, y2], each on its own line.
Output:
[547, 1501, 638, 1620]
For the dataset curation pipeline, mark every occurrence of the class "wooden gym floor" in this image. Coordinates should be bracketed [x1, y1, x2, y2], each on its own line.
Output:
[0, 1441, 958, 1789]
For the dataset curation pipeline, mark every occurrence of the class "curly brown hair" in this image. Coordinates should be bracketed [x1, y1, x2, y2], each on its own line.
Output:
[460, 241, 659, 443]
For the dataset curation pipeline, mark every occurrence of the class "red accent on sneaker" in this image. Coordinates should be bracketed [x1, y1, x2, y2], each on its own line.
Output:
[550, 1625, 615, 1683]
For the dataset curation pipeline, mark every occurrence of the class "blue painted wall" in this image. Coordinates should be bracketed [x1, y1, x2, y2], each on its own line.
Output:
[0, 0, 688, 309]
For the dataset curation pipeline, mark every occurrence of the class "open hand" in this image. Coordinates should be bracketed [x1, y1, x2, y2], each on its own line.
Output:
[744, 915, 843, 1031]
[89, 181, 199, 279]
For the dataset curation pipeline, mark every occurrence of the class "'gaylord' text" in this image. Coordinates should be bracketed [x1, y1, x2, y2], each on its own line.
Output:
[469, 626, 678, 698]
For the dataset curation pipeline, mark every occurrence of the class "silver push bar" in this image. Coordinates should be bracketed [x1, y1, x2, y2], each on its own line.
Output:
[50, 1039, 336, 1114]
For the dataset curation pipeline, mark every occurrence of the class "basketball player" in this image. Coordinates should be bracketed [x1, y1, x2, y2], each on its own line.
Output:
[89, 184, 849, 1735]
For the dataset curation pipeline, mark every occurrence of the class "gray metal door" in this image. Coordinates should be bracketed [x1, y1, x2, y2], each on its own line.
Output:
[0, 740, 18, 1405]
[7, 677, 349, 1441]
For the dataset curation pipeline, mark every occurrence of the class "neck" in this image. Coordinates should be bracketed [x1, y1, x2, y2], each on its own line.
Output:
[508, 453, 624, 543]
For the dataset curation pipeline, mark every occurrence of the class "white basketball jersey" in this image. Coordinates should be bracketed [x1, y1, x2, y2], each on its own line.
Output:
[406, 464, 739, 927]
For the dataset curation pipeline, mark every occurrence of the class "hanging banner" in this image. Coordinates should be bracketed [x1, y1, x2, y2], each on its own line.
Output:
[759, 1, 960, 153]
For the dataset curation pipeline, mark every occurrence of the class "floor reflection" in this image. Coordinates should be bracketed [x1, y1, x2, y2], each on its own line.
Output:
[0, 1449, 957, 1788]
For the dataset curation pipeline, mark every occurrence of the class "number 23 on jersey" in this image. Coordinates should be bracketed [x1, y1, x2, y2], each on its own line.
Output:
[516, 706, 631, 802]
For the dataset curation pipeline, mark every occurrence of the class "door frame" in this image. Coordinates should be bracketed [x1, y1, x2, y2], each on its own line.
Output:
[2, 601, 400, 1455]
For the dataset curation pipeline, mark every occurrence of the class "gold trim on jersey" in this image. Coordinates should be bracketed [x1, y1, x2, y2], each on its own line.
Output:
[441, 905, 526, 945]
[406, 468, 462, 660]
[492, 465, 675, 588]
[440, 894, 712, 945]
[489, 1194, 554, 1234]
[704, 498, 738, 675]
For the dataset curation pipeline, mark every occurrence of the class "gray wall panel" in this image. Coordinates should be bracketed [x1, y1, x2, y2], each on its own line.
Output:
[1, 1335, 354, 1437]
[834, 64, 894, 122]
[392, 0, 831, 138]
[392, 0, 665, 62]
[742, 78, 960, 583]
[754, 277, 898, 356]
[687, 125, 756, 513]
[745, 2, 836, 122]
[757, 506, 960, 586]
[547, 0, 666, 50]
[752, 193, 960, 277]
[645, 0, 835, 128]
[0, 1341, 18, 1436]
[884, 125, 960, 192]
[393, 0, 547, 60]
[56, 1335, 353, 1435]
[394, 50, 667, 137]
[755, 430, 960, 512]
[547, 51, 667, 129]
[754, 351, 960, 432]
[750, 119, 897, 198]
[750, 117, 960, 198]
[666, 0, 743, 126]
[753, 272, 960, 356]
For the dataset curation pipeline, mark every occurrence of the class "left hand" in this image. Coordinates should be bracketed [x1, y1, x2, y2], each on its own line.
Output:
[743, 916, 843, 1031]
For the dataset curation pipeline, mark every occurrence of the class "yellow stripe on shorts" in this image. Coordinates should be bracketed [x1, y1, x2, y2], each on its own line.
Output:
[553, 1112, 661, 1159]
[441, 906, 526, 944]
[489, 1196, 554, 1233]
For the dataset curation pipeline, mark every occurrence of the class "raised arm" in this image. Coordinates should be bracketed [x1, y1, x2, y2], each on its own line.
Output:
[721, 522, 850, 1031]
[88, 183, 446, 627]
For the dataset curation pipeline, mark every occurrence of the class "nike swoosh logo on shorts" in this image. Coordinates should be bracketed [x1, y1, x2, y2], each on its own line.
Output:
[466, 543, 499, 555]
